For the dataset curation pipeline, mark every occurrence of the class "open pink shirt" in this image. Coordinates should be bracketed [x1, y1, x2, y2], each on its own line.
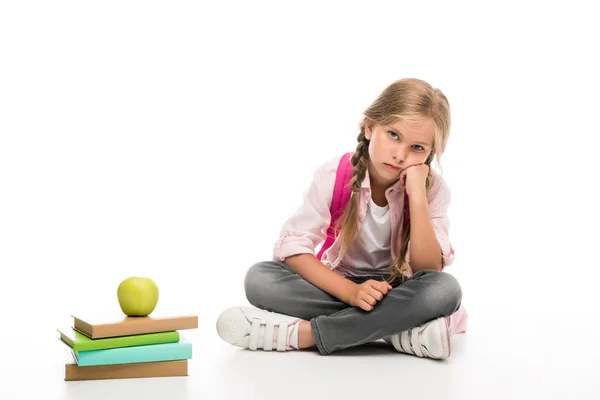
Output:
[273, 154, 455, 278]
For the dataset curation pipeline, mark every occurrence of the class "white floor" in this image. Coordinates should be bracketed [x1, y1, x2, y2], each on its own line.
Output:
[2, 284, 599, 400]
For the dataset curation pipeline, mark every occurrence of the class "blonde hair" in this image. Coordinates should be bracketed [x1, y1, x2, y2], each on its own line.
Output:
[333, 78, 451, 282]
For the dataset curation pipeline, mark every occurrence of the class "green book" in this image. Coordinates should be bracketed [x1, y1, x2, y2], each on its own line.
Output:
[58, 327, 180, 351]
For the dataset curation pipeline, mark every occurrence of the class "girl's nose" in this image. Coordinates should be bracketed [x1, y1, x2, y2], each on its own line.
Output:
[393, 148, 407, 162]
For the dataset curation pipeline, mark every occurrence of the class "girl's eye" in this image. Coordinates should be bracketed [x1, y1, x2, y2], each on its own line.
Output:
[388, 131, 425, 151]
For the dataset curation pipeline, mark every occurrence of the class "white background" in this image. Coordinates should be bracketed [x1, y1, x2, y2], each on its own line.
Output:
[1, 1, 599, 399]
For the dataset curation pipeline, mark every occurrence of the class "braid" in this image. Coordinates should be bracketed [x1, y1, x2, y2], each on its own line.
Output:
[349, 130, 370, 192]
[331, 127, 370, 267]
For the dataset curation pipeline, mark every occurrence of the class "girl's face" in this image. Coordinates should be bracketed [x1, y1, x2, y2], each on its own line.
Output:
[365, 118, 435, 188]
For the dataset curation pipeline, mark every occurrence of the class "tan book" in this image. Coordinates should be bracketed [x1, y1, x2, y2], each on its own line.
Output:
[65, 351, 188, 381]
[71, 311, 198, 339]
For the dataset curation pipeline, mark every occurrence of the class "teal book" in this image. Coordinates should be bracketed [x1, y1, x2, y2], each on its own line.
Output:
[58, 327, 180, 351]
[72, 338, 192, 367]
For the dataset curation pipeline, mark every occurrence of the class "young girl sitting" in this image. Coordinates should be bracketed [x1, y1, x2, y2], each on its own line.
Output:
[216, 78, 464, 359]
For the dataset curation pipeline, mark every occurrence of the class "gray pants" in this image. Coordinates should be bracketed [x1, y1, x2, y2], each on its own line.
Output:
[244, 260, 462, 355]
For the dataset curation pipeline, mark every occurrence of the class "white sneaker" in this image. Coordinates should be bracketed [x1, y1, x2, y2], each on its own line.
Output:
[216, 306, 301, 351]
[389, 317, 451, 360]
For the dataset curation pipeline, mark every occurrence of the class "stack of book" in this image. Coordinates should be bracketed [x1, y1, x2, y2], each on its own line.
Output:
[58, 312, 198, 381]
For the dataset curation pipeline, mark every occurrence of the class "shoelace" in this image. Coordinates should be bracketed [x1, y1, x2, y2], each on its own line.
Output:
[249, 316, 290, 351]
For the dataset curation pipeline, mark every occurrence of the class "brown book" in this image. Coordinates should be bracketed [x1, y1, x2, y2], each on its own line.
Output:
[65, 351, 188, 381]
[71, 311, 198, 339]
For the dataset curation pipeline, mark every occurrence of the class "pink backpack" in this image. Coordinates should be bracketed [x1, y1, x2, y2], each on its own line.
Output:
[316, 152, 354, 261]
[316, 152, 468, 335]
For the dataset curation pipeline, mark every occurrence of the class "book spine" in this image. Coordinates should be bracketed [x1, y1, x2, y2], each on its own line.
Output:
[75, 342, 192, 367]
[73, 317, 95, 338]
[91, 316, 198, 339]
[65, 360, 188, 381]
[76, 331, 180, 352]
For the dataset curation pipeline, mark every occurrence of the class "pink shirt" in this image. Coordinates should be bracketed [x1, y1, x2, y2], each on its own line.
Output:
[273, 154, 455, 278]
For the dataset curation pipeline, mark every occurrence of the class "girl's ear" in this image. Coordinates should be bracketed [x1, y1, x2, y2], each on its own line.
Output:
[365, 123, 374, 140]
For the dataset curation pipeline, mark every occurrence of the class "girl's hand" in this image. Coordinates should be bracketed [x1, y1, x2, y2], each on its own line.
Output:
[347, 280, 393, 311]
[400, 164, 429, 198]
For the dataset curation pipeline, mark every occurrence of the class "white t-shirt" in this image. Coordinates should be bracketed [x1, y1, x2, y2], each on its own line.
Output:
[336, 197, 393, 277]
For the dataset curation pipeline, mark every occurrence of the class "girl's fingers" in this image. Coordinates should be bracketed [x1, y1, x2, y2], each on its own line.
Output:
[359, 300, 373, 312]
[370, 281, 389, 295]
[378, 282, 392, 294]
[363, 293, 378, 305]
[368, 287, 384, 300]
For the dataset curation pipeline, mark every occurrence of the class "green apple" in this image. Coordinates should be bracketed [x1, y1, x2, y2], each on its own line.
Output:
[117, 277, 159, 317]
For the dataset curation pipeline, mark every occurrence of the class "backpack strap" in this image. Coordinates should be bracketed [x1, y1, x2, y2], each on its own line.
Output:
[316, 152, 354, 260]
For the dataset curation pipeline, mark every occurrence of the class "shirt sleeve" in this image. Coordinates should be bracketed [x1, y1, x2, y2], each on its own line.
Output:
[406, 173, 455, 268]
[272, 156, 339, 261]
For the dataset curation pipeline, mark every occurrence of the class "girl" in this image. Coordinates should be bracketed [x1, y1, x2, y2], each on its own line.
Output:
[216, 78, 464, 359]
